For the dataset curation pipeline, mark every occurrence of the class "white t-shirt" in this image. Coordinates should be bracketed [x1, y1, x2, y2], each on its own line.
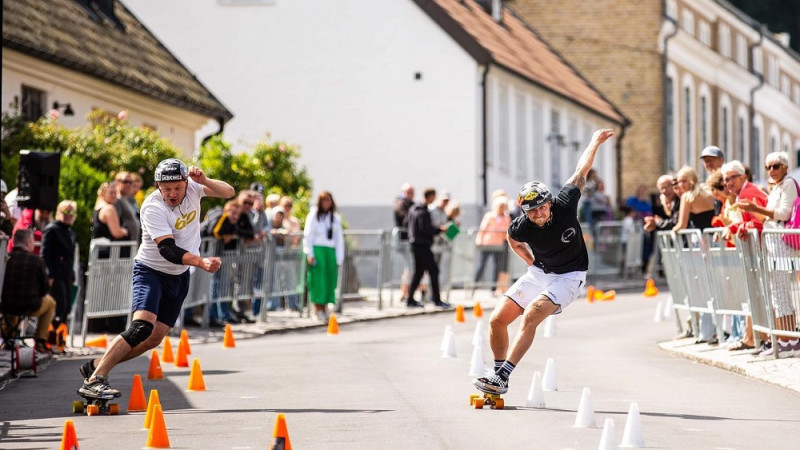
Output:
[135, 180, 206, 275]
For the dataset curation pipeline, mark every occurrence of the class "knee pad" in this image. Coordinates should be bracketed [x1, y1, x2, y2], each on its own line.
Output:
[119, 319, 154, 348]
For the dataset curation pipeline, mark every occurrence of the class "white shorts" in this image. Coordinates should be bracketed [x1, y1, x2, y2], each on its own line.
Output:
[503, 265, 586, 314]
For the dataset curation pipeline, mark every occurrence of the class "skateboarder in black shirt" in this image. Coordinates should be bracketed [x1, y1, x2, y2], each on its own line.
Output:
[474, 129, 615, 395]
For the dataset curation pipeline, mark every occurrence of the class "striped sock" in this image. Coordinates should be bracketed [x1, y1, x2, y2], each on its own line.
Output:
[497, 361, 516, 380]
[494, 360, 504, 373]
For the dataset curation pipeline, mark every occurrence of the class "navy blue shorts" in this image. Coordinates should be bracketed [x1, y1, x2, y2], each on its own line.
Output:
[132, 262, 190, 327]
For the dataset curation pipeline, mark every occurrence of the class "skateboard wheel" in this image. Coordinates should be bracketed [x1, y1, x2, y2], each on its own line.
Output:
[469, 394, 479, 406]
[492, 398, 504, 409]
[473, 398, 484, 409]
[109, 403, 120, 415]
[87, 404, 100, 416]
[72, 400, 85, 414]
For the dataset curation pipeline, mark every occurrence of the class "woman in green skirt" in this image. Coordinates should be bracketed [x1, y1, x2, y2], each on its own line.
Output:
[303, 191, 344, 320]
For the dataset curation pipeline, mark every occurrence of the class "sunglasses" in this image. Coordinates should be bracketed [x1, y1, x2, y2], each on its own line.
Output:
[242, 201, 254, 206]
[765, 163, 783, 171]
[723, 174, 742, 183]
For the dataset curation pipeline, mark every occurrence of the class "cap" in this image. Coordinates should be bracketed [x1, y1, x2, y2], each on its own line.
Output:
[250, 182, 265, 194]
[270, 205, 285, 217]
[517, 181, 552, 211]
[700, 146, 724, 159]
[440, 191, 451, 200]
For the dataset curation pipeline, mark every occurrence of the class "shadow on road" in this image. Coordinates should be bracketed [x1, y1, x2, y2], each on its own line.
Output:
[512, 406, 800, 422]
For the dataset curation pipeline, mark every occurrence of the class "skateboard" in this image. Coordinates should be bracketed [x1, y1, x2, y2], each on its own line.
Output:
[469, 391, 505, 409]
[73, 393, 120, 416]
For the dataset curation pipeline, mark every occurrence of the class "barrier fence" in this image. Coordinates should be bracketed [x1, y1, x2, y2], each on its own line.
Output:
[657, 228, 800, 359]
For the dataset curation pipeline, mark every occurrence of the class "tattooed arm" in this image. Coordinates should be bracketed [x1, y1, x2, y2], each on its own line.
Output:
[566, 129, 615, 193]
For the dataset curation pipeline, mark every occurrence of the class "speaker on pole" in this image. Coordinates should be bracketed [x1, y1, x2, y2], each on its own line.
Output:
[16, 150, 61, 211]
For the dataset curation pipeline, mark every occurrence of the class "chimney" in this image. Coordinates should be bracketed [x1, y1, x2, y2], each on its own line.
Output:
[775, 32, 791, 49]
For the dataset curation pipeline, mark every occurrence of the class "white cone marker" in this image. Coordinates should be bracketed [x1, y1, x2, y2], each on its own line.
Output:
[542, 357, 558, 391]
[441, 327, 457, 358]
[525, 371, 545, 408]
[663, 296, 673, 318]
[653, 301, 663, 323]
[574, 387, 596, 428]
[440, 325, 452, 352]
[468, 342, 485, 376]
[543, 315, 556, 338]
[472, 319, 484, 346]
[598, 418, 618, 450]
[620, 402, 645, 447]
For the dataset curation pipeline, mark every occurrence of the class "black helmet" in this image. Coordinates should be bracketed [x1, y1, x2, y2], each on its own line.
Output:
[517, 181, 552, 211]
[154, 158, 188, 182]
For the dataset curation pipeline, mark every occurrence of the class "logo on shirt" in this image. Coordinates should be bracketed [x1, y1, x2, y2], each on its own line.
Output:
[174, 210, 197, 230]
[561, 227, 576, 243]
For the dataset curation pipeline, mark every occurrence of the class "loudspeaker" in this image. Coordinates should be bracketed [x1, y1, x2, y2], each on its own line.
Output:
[16, 150, 61, 211]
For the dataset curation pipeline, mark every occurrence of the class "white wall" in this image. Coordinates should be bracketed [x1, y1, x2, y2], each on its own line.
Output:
[125, 0, 479, 213]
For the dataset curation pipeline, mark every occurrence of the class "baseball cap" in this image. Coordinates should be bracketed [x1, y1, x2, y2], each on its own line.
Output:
[700, 146, 724, 159]
[440, 191, 451, 200]
[250, 182, 265, 194]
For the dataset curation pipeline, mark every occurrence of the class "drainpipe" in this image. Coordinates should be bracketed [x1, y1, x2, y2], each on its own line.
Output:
[748, 26, 765, 169]
[481, 64, 490, 206]
[615, 124, 627, 205]
[198, 117, 227, 157]
[661, 1, 679, 172]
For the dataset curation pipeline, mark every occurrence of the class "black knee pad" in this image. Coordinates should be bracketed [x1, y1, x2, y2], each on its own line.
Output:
[119, 319, 154, 347]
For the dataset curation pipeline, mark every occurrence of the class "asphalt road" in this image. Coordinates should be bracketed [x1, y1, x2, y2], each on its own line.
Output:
[1, 293, 799, 449]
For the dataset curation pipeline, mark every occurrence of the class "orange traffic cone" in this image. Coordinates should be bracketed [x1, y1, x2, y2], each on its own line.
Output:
[593, 290, 604, 301]
[128, 374, 147, 412]
[161, 336, 174, 363]
[143, 389, 161, 429]
[146, 404, 171, 448]
[56, 323, 68, 352]
[455, 305, 465, 323]
[85, 334, 107, 348]
[643, 279, 659, 297]
[174, 338, 189, 368]
[327, 314, 339, 335]
[147, 350, 163, 380]
[180, 329, 191, 355]
[586, 285, 595, 303]
[223, 324, 236, 348]
[271, 413, 292, 450]
[473, 301, 483, 318]
[187, 359, 206, 391]
[60, 419, 79, 450]
[602, 290, 616, 301]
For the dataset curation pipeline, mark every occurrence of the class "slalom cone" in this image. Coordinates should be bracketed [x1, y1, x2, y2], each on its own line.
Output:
[441, 327, 457, 358]
[327, 314, 339, 335]
[598, 418, 618, 450]
[602, 290, 616, 301]
[653, 302, 664, 323]
[127, 374, 147, 412]
[574, 387, 596, 428]
[174, 338, 189, 368]
[271, 413, 292, 450]
[663, 296, 673, 318]
[180, 330, 191, 355]
[525, 371, 545, 408]
[85, 334, 107, 348]
[56, 323, 68, 352]
[620, 402, 645, 447]
[440, 325, 453, 352]
[455, 304, 465, 323]
[593, 290, 604, 301]
[472, 319, 484, 346]
[143, 389, 161, 429]
[147, 350, 163, 380]
[223, 324, 236, 347]
[187, 359, 206, 391]
[586, 285, 596, 303]
[643, 279, 658, 297]
[60, 420, 79, 450]
[161, 337, 174, 363]
[473, 301, 483, 318]
[145, 404, 171, 448]
[541, 357, 558, 391]
[543, 315, 556, 338]
[467, 342, 485, 376]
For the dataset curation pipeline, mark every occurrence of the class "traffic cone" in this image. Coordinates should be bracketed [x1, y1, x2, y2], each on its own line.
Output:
[271, 413, 292, 450]
[85, 334, 107, 348]
[60, 419, 79, 450]
[174, 338, 189, 368]
[441, 327, 457, 358]
[160, 337, 174, 363]
[56, 323, 68, 352]
[440, 325, 453, 352]
[543, 315, 556, 338]
[223, 324, 236, 347]
[620, 402, 645, 447]
[128, 374, 147, 412]
[643, 279, 658, 297]
[187, 358, 206, 391]
[180, 330, 191, 355]
[143, 389, 161, 429]
[472, 319, 484, 346]
[525, 371, 545, 408]
[327, 314, 339, 335]
[574, 387, 596, 428]
[145, 404, 171, 448]
[455, 304, 465, 323]
[147, 350, 163, 380]
[598, 418, 618, 450]
[593, 290, 604, 301]
[473, 301, 483, 318]
[602, 290, 616, 301]
[467, 342, 485, 376]
[586, 285, 596, 303]
[541, 357, 558, 391]
[653, 302, 664, 323]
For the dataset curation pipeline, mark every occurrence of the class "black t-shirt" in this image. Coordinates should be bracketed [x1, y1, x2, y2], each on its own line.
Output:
[507, 184, 588, 274]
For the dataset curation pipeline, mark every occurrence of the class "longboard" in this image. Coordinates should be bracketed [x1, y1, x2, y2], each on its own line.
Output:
[469, 391, 504, 409]
[73, 393, 120, 416]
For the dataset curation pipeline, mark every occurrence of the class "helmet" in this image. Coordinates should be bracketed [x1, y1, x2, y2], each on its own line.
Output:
[154, 158, 188, 182]
[517, 181, 552, 211]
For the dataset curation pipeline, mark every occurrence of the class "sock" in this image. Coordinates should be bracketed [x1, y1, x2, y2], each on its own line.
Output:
[497, 360, 516, 380]
[494, 360, 504, 373]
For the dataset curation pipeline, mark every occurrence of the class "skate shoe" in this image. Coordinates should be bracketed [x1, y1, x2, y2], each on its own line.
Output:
[79, 360, 94, 380]
[473, 372, 508, 394]
[78, 375, 122, 399]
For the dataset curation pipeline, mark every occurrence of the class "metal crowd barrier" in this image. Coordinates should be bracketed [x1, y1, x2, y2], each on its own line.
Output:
[759, 229, 800, 346]
[338, 230, 385, 309]
[675, 229, 722, 341]
[656, 231, 689, 332]
[181, 238, 218, 327]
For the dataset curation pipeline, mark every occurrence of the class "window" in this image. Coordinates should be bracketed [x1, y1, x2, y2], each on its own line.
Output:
[684, 86, 693, 165]
[770, 135, 777, 154]
[531, 102, 544, 181]
[665, 77, 675, 171]
[498, 83, 509, 173]
[549, 110, 562, 188]
[682, 9, 695, 36]
[719, 24, 731, 57]
[567, 117, 578, 179]
[737, 115, 747, 162]
[795, 83, 800, 105]
[767, 54, 778, 86]
[700, 95, 708, 149]
[514, 93, 527, 181]
[751, 125, 761, 173]
[721, 105, 729, 154]
[736, 34, 747, 67]
[21, 85, 46, 122]
[753, 46, 763, 75]
[699, 21, 710, 46]
[780, 75, 790, 96]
